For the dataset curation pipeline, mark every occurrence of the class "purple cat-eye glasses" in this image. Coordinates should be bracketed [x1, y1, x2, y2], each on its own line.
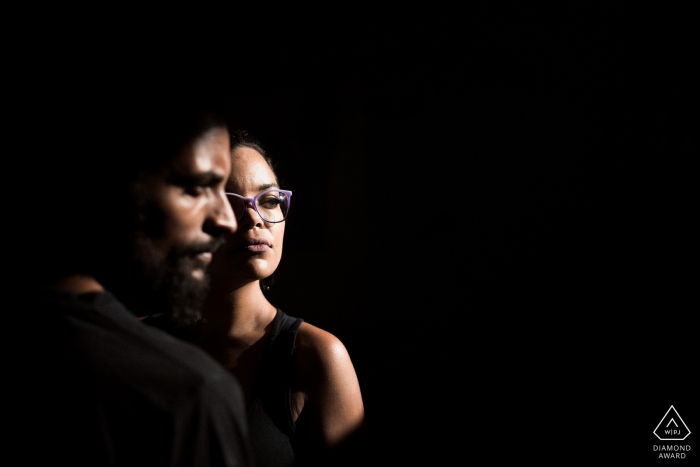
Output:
[225, 188, 292, 223]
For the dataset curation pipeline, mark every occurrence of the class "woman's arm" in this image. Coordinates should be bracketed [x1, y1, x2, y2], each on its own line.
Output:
[293, 323, 365, 448]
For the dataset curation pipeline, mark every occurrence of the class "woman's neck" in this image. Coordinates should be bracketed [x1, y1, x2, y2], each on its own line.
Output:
[200, 280, 277, 338]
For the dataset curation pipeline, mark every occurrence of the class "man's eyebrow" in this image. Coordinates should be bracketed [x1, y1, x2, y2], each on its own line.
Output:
[170, 172, 225, 186]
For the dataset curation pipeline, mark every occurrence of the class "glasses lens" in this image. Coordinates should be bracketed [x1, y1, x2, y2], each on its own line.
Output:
[256, 190, 290, 222]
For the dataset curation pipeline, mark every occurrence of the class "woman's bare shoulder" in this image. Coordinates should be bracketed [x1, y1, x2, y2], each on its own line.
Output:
[295, 321, 351, 369]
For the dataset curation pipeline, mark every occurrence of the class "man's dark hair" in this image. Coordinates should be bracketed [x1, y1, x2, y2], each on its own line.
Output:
[34, 91, 232, 286]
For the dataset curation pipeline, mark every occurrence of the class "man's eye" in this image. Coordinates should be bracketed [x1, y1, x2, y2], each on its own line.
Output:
[185, 185, 206, 196]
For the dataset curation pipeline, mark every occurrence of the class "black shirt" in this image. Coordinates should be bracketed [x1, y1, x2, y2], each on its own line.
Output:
[15, 289, 255, 467]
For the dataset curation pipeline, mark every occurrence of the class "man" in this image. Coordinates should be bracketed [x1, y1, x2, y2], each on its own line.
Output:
[18, 94, 255, 466]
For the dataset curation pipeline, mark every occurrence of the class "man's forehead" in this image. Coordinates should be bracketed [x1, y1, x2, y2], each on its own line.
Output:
[166, 127, 230, 177]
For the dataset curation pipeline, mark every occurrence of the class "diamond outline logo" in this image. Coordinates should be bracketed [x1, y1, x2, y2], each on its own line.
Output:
[653, 405, 691, 441]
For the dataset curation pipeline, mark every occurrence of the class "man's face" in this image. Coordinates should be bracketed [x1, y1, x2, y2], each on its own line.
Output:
[127, 126, 237, 324]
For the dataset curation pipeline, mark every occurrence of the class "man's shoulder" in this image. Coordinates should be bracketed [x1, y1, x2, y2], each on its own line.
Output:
[35, 289, 244, 407]
[19, 290, 253, 467]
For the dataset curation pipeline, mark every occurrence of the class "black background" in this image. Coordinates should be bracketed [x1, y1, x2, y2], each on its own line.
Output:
[220, 5, 696, 464]
[22, 4, 695, 464]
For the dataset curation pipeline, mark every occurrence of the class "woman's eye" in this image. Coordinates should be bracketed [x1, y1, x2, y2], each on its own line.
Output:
[259, 197, 281, 208]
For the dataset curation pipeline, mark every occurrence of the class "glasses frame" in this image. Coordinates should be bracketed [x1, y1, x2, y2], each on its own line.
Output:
[225, 188, 293, 224]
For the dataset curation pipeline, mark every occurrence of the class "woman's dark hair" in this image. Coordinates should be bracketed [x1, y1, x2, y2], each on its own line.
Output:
[229, 128, 278, 176]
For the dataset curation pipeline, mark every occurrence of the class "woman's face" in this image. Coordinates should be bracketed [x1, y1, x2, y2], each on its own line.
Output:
[208, 146, 286, 289]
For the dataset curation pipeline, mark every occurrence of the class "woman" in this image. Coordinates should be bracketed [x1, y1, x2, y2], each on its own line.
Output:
[152, 129, 365, 467]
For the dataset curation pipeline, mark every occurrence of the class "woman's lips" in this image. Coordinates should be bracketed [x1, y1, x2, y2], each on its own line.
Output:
[245, 243, 271, 253]
[242, 238, 271, 253]
[218, 238, 272, 255]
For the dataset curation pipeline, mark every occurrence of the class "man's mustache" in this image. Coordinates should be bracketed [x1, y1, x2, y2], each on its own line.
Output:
[181, 237, 226, 256]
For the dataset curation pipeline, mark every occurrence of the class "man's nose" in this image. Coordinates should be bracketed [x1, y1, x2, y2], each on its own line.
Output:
[206, 190, 238, 234]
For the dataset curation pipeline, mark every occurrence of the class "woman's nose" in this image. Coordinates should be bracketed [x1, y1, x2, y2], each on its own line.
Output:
[239, 201, 264, 226]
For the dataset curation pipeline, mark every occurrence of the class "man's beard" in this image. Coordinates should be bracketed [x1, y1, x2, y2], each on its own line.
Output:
[107, 235, 223, 328]
[144, 246, 208, 328]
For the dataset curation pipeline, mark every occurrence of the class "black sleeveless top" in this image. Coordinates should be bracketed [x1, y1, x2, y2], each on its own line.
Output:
[142, 308, 304, 467]
[248, 308, 304, 467]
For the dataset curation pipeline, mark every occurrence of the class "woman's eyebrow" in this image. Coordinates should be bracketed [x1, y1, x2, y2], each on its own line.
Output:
[257, 183, 279, 191]
[224, 182, 280, 192]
